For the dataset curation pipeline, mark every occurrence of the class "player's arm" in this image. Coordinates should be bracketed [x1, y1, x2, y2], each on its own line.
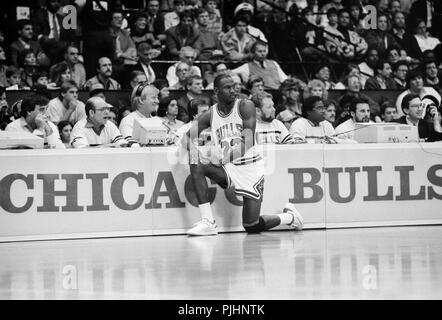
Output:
[182, 109, 212, 152]
[222, 99, 256, 163]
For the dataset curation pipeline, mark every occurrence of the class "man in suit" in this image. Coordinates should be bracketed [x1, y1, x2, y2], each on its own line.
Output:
[145, 0, 166, 43]
[395, 92, 442, 142]
[124, 41, 162, 89]
[9, 19, 50, 68]
[31, 0, 75, 64]
[407, 0, 442, 39]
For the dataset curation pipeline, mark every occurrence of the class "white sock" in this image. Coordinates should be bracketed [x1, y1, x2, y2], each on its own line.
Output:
[277, 213, 294, 225]
[199, 203, 214, 222]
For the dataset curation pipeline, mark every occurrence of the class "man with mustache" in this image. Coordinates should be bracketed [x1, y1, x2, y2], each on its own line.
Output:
[335, 97, 372, 141]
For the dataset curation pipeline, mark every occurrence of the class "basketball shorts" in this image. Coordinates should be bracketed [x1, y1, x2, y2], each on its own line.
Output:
[222, 155, 265, 201]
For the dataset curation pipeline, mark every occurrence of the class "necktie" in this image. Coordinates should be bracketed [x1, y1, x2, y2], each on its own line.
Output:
[52, 14, 59, 40]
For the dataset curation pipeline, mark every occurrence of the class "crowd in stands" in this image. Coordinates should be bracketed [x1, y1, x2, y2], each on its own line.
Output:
[0, 0, 442, 148]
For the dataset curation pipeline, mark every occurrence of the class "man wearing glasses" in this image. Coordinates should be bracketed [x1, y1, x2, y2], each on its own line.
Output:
[71, 97, 129, 148]
[395, 93, 442, 142]
[166, 46, 201, 88]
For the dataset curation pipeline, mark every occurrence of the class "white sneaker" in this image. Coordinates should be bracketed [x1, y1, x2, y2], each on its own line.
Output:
[283, 203, 304, 231]
[187, 219, 218, 236]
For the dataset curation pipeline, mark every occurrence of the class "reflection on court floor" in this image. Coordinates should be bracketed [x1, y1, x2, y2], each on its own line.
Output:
[1, 226, 442, 299]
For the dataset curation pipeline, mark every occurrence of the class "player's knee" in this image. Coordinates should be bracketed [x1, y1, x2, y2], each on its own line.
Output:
[243, 217, 266, 234]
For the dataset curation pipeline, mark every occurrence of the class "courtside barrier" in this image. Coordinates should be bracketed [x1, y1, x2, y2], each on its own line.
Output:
[1, 143, 441, 242]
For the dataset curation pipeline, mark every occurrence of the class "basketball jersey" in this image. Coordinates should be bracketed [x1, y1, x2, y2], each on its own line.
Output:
[211, 99, 260, 165]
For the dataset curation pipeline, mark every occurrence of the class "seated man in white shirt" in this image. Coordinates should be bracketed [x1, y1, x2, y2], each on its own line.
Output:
[251, 92, 304, 144]
[119, 83, 163, 145]
[46, 79, 86, 126]
[289, 96, 336, 143]
[335, 96, 373, 140]
[5, 93, 65, 149]
[71, 97, 129, 148]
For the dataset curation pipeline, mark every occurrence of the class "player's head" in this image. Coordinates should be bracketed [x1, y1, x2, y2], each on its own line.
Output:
[214, 74, 236, 104]
[251, 92, 274, 122]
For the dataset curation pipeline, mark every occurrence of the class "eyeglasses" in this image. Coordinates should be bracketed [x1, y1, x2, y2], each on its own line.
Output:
[313, 106, 326, 111]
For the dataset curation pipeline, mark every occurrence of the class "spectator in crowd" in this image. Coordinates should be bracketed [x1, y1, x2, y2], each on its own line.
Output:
[251, 92, 302, 145]
[395, 67, 441, 117]
[109, 10, 137, 75]
[18, 49, 40, 88]
[84, 57, 121, 91]
[358, 48, 379, 89]
[348, 1, 364, 32]
[53, 45, 86, 89]
[130, 13, 155, 46]
[129, 70, 147, 91]
[0, 45, 7, 87]
[144, 0, 166, 43]
[276, 77, 304, 118]
[314, 65, 335, 90]
[335, 9, 367, 60]
[119, 83, 160, 144]
[407, 0, 438, 37]
[233, 2, 267, 42]
[393, 60, 409, 90]
[126, 41, 158, 87]
[5, 65, 29, 90]
[104, 107, 118, 126]
[364, 13, 399, 58]
[167, 46, 202, 87]
[337, 74, 380, 123]
[47, 79, 86, 125]
[423, 59, 440, 90]
[324, 100, 337, 126]
[32, 0, 73, 65]
[164, 0, 186, 31]
[388, 0, 402, 18]
[335, 96, 372, 140]
[48, 61, 72, 90]
[246, 75, 265, 98]
[290, 95, 336, 143]
[177, 75, 210, 123]
[170, 61, 190, 90]
[231, 41, 288, 90]
[289, 7, 326, 62]
[323, 8, 345, 58]
[364, 60, 397, 90]
[5, 93, 64, 148]
[390, 11, 412, 50]
[71, 97, 129, 148]
[380, 100, 398, 123]
[153, 79, 171, 99]
[194, 8, 223, 61]
[304, 79, 328, 101]
[9, 19, 50, 68]
[205, 0, 223, 36]
[334, 63, 361, 89]
[0, 86, 12, 130]
[395, 93, 442, 142]
[157, 96, 184, 137]
[165, 10, 201, 59]
[407, 19, 441, 61]
[57, 120, 73, 148]
[88, 83, 117, 114]
[221, 14, 256, 62]
[319, 0, 344, 27]
[205, 62, 228, 89]
[80, 0, 115, 78]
